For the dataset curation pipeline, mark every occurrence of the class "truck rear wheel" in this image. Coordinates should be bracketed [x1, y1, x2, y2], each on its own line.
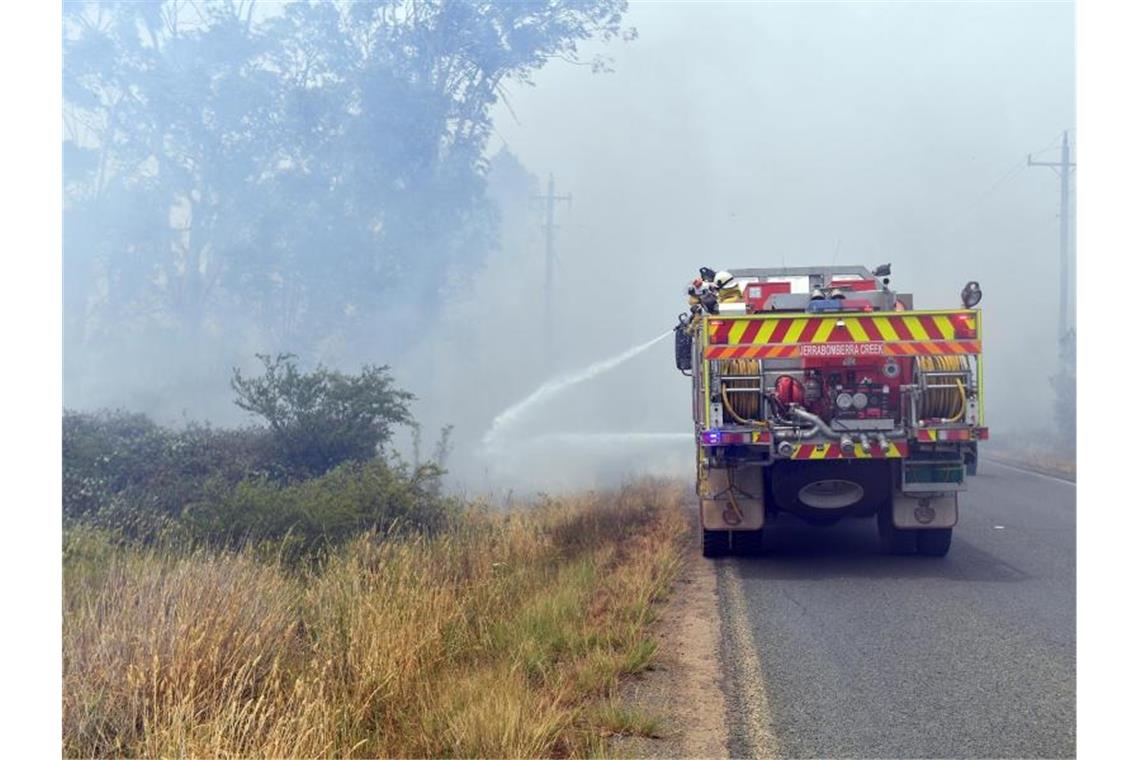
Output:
[702, 529, 730, 558]
[877, 507, 916, 555]
[916, 528, 953, 557]
[732, 529, 764, 557]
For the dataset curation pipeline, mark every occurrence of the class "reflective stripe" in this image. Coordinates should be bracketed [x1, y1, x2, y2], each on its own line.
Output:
[931, 315, 956, 340]
[872, 316, 900, 341]
[901, 315, 929, 341]
[844, 318, 869, 342]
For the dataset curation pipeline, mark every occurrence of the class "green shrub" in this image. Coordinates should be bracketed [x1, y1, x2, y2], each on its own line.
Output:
[183, 458, 455, 553]
[231, 353, 414, 480]
[63, 410, 271, 522]
[64, 356, 440, 554]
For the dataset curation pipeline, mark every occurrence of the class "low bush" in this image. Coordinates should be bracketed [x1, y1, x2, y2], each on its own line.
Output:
[63, 410, 271, 522]
[184, 458, 455, 555]
[63, 354, 435, 551]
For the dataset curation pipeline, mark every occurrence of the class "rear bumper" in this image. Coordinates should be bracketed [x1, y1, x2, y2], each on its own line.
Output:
[697, 425, 987, 460]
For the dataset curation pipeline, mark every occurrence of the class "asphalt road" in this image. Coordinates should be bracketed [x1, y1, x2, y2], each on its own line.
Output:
[718, 461, 1076, 759]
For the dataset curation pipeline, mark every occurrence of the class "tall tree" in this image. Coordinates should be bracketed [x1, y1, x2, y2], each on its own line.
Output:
[63, 0, 633, 379]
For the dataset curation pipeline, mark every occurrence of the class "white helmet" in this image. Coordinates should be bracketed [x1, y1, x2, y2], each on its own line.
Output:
[714, 270, 735, 289]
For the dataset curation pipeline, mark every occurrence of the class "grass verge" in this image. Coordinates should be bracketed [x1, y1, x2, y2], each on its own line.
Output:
[986, 447, 1076, 479]
[63, 479, 689, 758]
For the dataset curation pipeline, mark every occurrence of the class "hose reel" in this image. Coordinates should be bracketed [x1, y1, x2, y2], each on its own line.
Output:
[913, 355, 970, 421]
[721, 358, 765, 423]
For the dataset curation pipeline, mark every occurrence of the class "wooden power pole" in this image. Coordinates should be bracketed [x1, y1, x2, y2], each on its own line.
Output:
[1028, 130, 1076, 340]
[536, 173, 571, 348]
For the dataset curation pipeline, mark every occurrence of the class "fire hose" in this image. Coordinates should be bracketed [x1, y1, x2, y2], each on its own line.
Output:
[914, 355, 969, 421]
[720, 359, 765, 425]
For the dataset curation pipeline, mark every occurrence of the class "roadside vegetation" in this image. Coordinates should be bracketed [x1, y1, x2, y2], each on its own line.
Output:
[63, 357, 688, 757]
[64, 482, 687, 758]
[985, 442, 1077, 479]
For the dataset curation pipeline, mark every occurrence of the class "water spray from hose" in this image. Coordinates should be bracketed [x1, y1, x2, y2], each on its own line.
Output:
[481, 330, 673, 451]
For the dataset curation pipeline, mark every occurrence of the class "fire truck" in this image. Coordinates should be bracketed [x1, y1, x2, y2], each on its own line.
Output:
[675, 265, 986, 558]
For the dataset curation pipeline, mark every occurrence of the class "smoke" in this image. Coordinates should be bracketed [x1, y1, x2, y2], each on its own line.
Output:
[481, 0, 1075, 456]
[62, 2, 1075, 491]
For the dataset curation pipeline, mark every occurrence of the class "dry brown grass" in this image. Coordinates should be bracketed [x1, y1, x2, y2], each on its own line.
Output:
[63, 479, 689, 758]
[986, 446, 1076, 479]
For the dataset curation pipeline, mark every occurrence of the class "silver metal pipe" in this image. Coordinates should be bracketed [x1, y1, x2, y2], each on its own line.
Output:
[774, 406, 908, 444]
[787, 406, 842, 439]
[774, 424, 820, 442]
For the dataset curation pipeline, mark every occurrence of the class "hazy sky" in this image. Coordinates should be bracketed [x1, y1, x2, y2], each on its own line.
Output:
[477, 0, 1074, 446]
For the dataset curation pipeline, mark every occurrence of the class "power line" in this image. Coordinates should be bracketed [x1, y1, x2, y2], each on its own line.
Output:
[931, 159, 1027, 243]
[1028, 130, 1066, 159]
[932, 130, 1069, 244]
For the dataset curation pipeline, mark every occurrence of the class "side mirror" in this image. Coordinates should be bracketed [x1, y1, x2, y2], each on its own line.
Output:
[699, 267, 716, 282]
[961, 281, 982, 308]
[872, 263, 891, 278]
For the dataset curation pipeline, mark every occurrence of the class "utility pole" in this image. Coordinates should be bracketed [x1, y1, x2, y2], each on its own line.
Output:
[535, 173, 571, 348]
[1028, 130, 1076, 340]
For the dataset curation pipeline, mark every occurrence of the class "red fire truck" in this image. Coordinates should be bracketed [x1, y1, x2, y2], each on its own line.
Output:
[675, 265, 985, 557]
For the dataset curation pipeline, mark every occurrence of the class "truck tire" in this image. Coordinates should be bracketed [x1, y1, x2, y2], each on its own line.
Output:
[877, 507, 916, 555]
[916, 528, 953, 557]
[702, 529, 730, 558]
[732, 529, 764, 557]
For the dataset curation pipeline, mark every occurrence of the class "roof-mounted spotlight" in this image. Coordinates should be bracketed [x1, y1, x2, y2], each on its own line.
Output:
[961, 281, 983, 308]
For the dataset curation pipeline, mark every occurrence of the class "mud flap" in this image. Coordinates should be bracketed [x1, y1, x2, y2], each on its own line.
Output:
[700, 464, 765, 531]
[891, 490, 958, 529]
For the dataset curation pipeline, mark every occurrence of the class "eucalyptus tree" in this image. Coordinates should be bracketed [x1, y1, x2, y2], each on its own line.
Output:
[64, 0, 632, 386]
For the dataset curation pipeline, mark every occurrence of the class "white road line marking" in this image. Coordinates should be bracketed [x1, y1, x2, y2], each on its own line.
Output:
[986, 458, 1076, 486]
[721, 563, 781, 758]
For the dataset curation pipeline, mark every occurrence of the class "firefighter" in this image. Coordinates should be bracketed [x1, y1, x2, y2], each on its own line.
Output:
[714, 270, 744, 304]
[688, 278, 715, 313]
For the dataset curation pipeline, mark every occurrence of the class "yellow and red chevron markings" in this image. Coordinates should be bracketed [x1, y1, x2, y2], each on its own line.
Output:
[915, 427, 989, 442]
[789, 441, 908, 459]
[705, 311, 980, 359]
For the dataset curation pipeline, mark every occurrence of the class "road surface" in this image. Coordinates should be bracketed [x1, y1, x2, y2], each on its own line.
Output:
[717, 461, 1076, 758]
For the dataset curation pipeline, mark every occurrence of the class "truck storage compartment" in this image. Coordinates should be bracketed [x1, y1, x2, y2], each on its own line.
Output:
[900, 458, 966, 493]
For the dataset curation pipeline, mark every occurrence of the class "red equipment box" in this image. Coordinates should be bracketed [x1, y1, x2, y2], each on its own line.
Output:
[744, 281, 792, 312]
[829, 278, 878, 293]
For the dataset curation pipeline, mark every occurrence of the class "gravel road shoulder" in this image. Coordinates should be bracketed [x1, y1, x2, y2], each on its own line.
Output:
[609, 527, 732, 758]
